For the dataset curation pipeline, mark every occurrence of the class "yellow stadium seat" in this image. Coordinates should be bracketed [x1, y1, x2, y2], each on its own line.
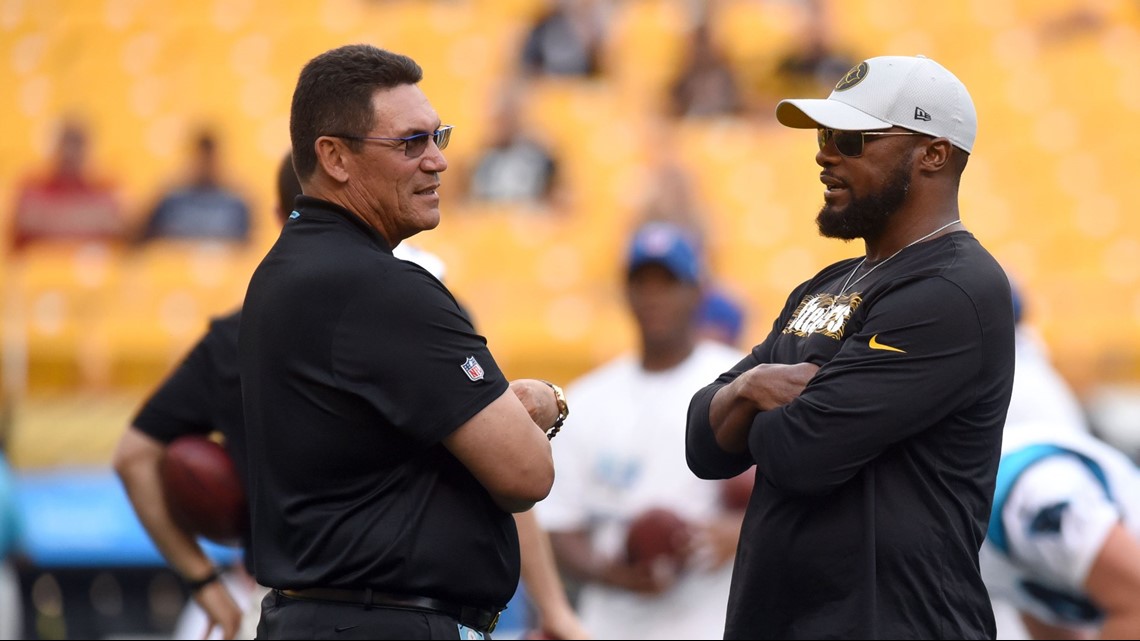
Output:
[3, 243, 124, 391]
[99, 242, 255, 388]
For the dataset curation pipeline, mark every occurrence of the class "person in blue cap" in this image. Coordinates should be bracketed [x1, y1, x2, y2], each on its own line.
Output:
[536, 221, 747, 639]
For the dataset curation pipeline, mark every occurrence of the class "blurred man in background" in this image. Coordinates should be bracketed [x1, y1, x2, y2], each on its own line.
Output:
[138, 129, 252, 243]
[983, 285, 1140, 640]
[537, 221, 744, 639]
[9, 117, 127, 252]
[983, 419, 1140, 640]
[460, 85, 563, 210]
[114, 151, 299, 639]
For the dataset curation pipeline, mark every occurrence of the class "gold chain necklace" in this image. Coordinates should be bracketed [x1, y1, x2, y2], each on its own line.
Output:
[835, 219, 962, 297]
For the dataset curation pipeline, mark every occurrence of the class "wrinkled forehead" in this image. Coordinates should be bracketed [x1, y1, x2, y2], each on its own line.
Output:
[370, 84, 441, 136]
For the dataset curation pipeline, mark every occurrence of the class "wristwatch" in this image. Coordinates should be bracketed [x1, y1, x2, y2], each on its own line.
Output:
[540, 380, 569, 440]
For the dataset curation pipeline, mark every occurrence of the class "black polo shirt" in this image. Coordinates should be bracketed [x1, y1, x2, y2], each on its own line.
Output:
[239, 196, 514, 608]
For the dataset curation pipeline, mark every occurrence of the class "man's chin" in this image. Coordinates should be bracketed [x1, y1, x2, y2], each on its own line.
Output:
[816, 208, 859, 241]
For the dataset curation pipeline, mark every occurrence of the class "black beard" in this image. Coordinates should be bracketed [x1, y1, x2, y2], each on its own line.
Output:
[817, 160, 911, 241]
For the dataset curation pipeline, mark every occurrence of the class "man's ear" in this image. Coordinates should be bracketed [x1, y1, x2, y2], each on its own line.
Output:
[314, 137, 351, 184]
[917, 137, 953, 173]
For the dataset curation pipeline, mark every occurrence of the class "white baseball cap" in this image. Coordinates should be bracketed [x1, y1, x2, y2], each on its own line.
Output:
[776, 55, 977, 153]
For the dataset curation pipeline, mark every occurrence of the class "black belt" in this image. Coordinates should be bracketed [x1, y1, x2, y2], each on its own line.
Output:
[276, 588, 501, 632]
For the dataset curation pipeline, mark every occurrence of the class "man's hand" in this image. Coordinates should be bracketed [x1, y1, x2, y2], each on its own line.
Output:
[709, 362, 820, 453]
[738, 362, 820, 411]
[510, 379, 561, 431]
[598, 556, 682, 596]
[195, 578, 243, 639]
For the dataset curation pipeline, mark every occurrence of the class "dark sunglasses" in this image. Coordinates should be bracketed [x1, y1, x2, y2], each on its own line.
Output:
[328, 125, 453, 158]
[817, 128, 923, 157]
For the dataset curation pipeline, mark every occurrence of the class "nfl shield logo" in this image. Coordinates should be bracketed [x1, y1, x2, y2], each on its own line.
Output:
[461, 356, 485, 381]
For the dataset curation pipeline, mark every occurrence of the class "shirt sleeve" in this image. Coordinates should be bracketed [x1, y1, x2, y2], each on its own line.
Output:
[685, 293, 799, 480]
[1004, 455, 1120, 590]
[331, 264, 509, 447]
[750, 276, 987, 496]
[131, 329, 218, 443]
[685, 371, 758, 480]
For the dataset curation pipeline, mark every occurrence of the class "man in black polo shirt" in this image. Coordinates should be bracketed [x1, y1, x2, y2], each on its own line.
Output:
[241, 45, 566, 640]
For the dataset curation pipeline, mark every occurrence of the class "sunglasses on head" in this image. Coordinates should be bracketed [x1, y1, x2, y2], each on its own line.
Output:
[328, 125, 454, 158]
[816, 128, 924, 157]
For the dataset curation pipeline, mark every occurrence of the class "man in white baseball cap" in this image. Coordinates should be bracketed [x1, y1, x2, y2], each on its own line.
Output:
[776, 54, 977, 153]
[685, 55, 1015, 639]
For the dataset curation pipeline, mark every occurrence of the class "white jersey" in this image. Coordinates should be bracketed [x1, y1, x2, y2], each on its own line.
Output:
[536, 341, 743, 640]
[980, 422, 1140, 630]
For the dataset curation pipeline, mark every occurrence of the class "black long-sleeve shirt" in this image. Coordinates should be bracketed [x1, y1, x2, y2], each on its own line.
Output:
[687, 231, 1015, 639]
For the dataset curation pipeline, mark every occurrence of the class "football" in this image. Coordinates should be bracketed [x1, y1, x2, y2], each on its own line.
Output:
[159, 435, 249, 546]
[721, 466, 756, 511]
[625, 507, 691, 568]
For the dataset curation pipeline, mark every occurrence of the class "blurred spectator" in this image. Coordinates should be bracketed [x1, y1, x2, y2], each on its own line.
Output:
[115, 151, 296, 641]
[520, 0, 607, 78]
[983, 417, 1140, 640]
[460, 87, 564, 209]
[667, 20, 745, 119]
[138, 129, 251, 243]
[982, 279, 1135, 641]
[746, 0, 856, 112]
[536, 222, 744, 639]
[982, 296, 1140, 641]
[9, 118, 128, 251]
[1038, 4, 1109, 44]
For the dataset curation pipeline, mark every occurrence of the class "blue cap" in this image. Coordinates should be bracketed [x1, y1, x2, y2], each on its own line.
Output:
[626, 222, 702, 283]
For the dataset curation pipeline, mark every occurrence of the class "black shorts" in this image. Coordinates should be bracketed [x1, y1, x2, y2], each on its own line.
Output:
[255, 591, 494, 640]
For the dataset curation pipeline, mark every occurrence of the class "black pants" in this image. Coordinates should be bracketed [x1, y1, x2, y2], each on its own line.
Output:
[255, 591, 492, 640]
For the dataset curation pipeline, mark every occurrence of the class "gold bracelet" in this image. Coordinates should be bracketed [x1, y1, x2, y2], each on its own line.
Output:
[538, 380, 569, 440]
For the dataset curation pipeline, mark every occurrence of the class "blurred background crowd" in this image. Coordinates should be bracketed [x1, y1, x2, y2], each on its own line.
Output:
[1, 0, 1139, 638]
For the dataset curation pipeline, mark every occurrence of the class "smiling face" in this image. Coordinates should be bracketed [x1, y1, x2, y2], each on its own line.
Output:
[815, 128, 921, 241]
[349, 84, 448, 243]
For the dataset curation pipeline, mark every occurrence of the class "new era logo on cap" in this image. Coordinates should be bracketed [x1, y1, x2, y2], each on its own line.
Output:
[775, 55, 977, 153]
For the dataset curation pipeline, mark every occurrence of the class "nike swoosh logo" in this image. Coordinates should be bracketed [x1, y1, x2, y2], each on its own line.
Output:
[334, 625, 359, 633]
[868, 334, 906, 353]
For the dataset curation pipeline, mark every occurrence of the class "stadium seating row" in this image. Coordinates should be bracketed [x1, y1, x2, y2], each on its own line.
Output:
[1, 0, 1139, 402]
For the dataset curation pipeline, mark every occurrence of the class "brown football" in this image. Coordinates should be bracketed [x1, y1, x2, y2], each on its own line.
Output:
[159, 435, 248, 546]
[625, 507, 691, 568]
